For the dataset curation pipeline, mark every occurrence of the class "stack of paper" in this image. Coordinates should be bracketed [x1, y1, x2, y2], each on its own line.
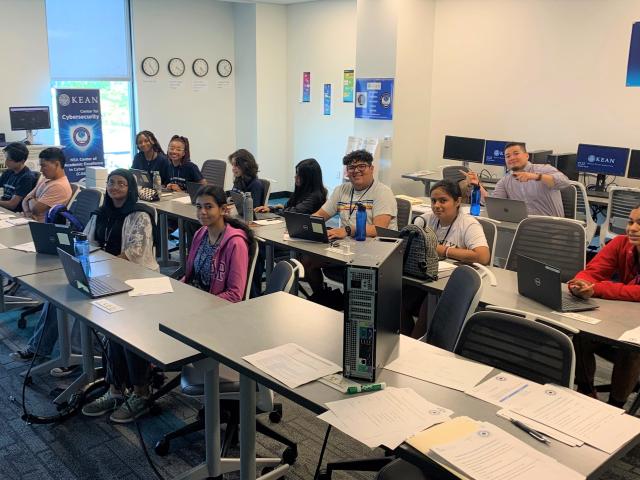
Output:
[7, 217, 30, 226]
[0, 213, 15, 220]
[125, 277, 174, 296]
[243, 343, 341, 388]
[438, 261, 457, 278]
[10, 242, 36, 253]
[319, 387, 452, 449]
[253, 219, 284, 226]
[0, 220, 13, 229]
[619, 326, 640, 345]
[172, 196, 192, 204]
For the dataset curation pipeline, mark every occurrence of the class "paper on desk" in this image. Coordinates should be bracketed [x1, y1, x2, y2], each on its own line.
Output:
[7, 217, 31, 226]
[0, 243, 7, 249]
[10, 241, 36, 253]
[406, 416, 480, 454]
[551, 310, 601, 325]
[172, 196, 192, 204]
[508, 384, 640, 453]
[384, 336, 492, 391]
[438, 261, 457, 278]
[429, 422, 584, 480]
[125, 277, 173, 296]
[0, 220, 13, 229]
[619, 326, 640, 345]
[465, 372, 543, 409]
[253, 219, 284, 226]
[0, 213, 15, 220]
[320, 387, 453, 449]
[496, 410, 583, 447]
[243, 343, 341, 388]
[282, 233, 312, 242]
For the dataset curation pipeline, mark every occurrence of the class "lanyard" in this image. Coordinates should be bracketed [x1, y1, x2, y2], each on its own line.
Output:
[436, 215, 457, 245]
[349, 181, 374, 218]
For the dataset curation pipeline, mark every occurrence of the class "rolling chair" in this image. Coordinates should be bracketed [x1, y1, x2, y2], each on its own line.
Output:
[571, 180, 597, 247]
[476, 217, 497, 266]
[395, 197, 411, 230]
[201, 159, 227, 188]
[259, 178, 271, 207]
[442, 165, 469, 185]
[600, 186, 640, 247]
[560, 184, 577, 219]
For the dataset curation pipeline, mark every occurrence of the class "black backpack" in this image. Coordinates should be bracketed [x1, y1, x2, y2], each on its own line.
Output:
[398, 223, 439, 281]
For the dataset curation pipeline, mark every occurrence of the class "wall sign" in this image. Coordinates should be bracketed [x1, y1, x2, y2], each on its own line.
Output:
[355, 78, 394, 120]
[627, 22, 640, 87]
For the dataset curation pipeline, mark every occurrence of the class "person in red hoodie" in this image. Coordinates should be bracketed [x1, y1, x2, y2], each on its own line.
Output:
[571, 204, 640, 407]
[183, 185, 253, 302]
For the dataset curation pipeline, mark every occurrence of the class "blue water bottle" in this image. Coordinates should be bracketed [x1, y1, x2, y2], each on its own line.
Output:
[470, 184, 481, 216]
[355, 203, 367, 241]
[74, 232, 91, 277]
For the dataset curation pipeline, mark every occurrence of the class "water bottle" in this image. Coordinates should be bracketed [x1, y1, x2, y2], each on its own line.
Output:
[355, 203, 367, 241]
[152, 171, 162, 195]
[243, 192, 254, 223]
[74, 233, 91, 277]
[470, 184, 481, 216]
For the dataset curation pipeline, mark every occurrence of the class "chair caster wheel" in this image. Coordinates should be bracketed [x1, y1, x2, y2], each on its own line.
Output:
[269, 410, 282, 423]
[316, 471, 331, 480]
[56, 402, 68, 412]
[154, 438, 170, 456]
[282, 446, 297, 465]
[18, 317, 26, 329]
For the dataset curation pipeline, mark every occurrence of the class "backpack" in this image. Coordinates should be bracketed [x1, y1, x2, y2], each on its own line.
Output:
[46, 204, 84, 232]
[398, 223, 439, 281]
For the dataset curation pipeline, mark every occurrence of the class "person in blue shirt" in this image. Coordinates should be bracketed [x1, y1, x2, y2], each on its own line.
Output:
[229, 148, 264, 205]
[165, 135, 204, 192]
[0, 142, 37, 212]
[131, 130, 170, 185]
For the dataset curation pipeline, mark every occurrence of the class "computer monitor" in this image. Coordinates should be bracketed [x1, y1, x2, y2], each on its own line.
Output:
[549, 153, 579, 181]
[529, 149, 553, 164]
[483, 140, 508, 166]
[628, 150, 640, 180]
[576, 143, 630, 191]
[9, 106, 51, 144]
[443, 135, 485, 165]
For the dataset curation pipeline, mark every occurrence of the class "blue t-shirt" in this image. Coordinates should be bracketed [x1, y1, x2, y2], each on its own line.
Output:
[167, 161, 203, 191]
[0, 166, 36, 211]
[131, 152, 170, 185]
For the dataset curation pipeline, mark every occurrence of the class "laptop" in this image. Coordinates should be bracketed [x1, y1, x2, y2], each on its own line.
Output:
[375, 226, 401, 239]
[485, 197, 528, 223]
[229, 190, 280, 220]
[130, 169, 153, 189]
[29, 222, 101, 255]
[57, 247, 133, 298]
[185, 181, 202, 205]
[517, 255, 598, 312]
[283, 211, 329, 243]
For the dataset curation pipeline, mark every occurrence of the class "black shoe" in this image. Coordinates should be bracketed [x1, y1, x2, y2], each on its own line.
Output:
[9, 349, 35, 361]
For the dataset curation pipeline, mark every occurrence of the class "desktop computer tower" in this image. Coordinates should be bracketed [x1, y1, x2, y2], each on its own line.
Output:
[548, 153, 579, 181]
[343, 238, 403, 382]
[529, 149, 553, 164]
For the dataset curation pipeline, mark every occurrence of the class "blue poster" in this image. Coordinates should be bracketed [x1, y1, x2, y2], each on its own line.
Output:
[55, 88, 104, 182]
[354, 78, 394, 120]
[627, 22, 640, 86]
[323, 84, 332, 115]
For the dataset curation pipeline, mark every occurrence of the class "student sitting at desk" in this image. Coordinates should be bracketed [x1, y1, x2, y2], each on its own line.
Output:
[570, 204, 640, 407]
[229, 148, 264, 205]
[0, 142, 37, 212]
[402, 180, 490, 337]
[165, 135, 204, 192]
[131, 130, 170, 185]
[465, 142, 570, 217]
[183, 185, 252, 302]
[21, 147, 72, 222]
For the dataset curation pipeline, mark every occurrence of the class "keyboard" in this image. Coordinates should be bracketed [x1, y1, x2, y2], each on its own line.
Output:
[89, 277, 117, 297]
[561, 292, 593, 312]
[587, 190, 609, 198]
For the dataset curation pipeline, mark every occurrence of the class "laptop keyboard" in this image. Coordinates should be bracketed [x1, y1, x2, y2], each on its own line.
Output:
[561, 292, 590, 311]
[89, 277, 116, 296]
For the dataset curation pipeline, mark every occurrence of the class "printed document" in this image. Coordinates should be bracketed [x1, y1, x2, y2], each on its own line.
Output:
[10, 241, 36, 253]
[172, 196, 192, 204]
[465, 372, 543, 409]
[619, 326, 640, 345]
[125, 277, 173, 296]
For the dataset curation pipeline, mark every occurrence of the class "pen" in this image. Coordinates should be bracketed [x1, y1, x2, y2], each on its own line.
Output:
[346, 382, 386, 394]
[510, 419, 550, 444]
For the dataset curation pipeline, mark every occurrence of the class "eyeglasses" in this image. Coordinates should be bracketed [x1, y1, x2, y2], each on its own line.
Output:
[346, 163, 370, 172]
[107, 180, 128, 188]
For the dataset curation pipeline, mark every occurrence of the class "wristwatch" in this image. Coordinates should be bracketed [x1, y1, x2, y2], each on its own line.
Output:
[345, 225, 352, 236]
[535, 173, 542, 181]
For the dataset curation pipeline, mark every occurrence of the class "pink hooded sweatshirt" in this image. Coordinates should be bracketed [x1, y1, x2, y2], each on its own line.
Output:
[183, 224, 249, 303]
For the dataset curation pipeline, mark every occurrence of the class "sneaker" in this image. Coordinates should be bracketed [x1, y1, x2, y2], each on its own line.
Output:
[82, 391, 122, 417]
[50, 366, 79, 378]
[109, 393, 150, 424]
[9, 349, 35, 361]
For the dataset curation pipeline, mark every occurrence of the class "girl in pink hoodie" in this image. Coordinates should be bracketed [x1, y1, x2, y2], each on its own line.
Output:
[183, 185, 253, 303]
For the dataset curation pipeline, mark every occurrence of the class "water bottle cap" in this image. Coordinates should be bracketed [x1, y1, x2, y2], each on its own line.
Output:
[74, 232, 88, 241]
[357, 203, 366, 211]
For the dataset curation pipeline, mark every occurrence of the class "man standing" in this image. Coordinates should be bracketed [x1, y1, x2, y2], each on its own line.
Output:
[0, 142, 37, 212]
[22, 147, 73, 222]
[466, 142, 570, 217]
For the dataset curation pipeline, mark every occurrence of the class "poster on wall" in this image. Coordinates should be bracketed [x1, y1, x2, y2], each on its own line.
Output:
[627, 22, 640, 87]
[343, 69, 354, 102]
[302, 72, 311, 102]
[56, 88, 105, 182]
[324, 84, 332, 115]
[354, 78, 394, 120]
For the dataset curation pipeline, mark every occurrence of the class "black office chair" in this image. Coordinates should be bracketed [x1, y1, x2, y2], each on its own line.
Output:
[442, 165, 468, 185]
[374, 458, 438, 480]
[395, 197, 411, 230]
[259, 178, 271, 207]
[68, 188, 104, 228]
[476, 217, 497, 266]
[560, 184, 578, 219]
[201, 159, 227, 188]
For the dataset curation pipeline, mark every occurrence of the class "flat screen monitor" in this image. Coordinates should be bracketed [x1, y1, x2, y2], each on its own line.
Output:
[9, 106, 51, 131]
[443, 135, 485, 164]
[576, 143, 629, 176]
[628, 150, 640, 180]
[483, 140, 508, 166]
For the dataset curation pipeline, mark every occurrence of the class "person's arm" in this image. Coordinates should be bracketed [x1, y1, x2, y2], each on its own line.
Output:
[0, 194, 23, 211]
[28, 200, 51, 221]
[312, 208, 331, 220]
[216, 239, 249, 303]
[437, 245, 490, 264]
[365, 214, 392, 237]
[21, 185, 37, 216]
[463, 171, 490, 199]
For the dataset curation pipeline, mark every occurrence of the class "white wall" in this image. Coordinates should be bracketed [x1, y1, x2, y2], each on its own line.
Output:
[428, 0, 640, 186]
[287, 0, 357, 191]
[131, 0, 236, 178]
[0, 0, 53, 145]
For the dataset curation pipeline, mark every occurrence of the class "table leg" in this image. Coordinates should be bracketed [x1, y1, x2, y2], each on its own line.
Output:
[240, 374, 257, 480]
[205, 360, 222, 477]
[265, 244, 274, 282]
[159, 212, 169, 264]
[178, 218, 187, 270]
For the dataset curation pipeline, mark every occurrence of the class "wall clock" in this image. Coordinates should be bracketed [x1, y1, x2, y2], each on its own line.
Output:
[141, 56, 159, 76]
[168, 58, 185, 77]
[216, 59, 232, 78]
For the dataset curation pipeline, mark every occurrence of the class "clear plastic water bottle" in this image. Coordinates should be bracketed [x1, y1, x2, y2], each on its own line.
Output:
[243, 192, 254, 223]
[470, 184, 481, 216]
[355, 203, 367, 241]
[74, 232, 91, 277]
[152, 171, 162, 196]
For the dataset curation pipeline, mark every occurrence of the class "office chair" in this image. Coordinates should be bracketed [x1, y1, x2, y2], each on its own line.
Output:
[571, 180, 597, 247]
[476, 217, 497, 266]
[395, 197, 411, 230]
[560, 184, 577, 219]
[201, 159, 227, 188]
[600, 186, 640, 247]
[442, 165, 469, 185]
[68, 188, 104, 229]
[259, 178, 271, 207]
[505, 216, 585, 283]
[153, 259, 300, 462]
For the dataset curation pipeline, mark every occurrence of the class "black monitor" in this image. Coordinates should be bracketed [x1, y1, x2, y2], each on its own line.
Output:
[483, 140, 508, 166]
[628, 150, 640, 180]
[549, 153, 579, 181]
[529, 149, 553, 164]
[576, 143, 630, 190]
[443, 135, 485, 164]
[9, 106, 51, 131]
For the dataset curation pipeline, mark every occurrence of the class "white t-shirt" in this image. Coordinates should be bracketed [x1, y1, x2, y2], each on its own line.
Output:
[321, 180, 398, 230]
[415, 212, 488, 250]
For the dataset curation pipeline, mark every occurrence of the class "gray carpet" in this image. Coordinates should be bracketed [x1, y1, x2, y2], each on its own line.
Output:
[0, 297, 639, 479]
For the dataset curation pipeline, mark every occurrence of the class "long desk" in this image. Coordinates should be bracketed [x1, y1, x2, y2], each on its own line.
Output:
[159, 292, 637, 480]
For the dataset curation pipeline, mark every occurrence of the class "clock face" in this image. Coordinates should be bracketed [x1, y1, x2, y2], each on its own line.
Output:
[216, 59, 232, 78]
[168, 57, 185, 77]
[141, 56, 159, 77]
[192, 58, 209, 77]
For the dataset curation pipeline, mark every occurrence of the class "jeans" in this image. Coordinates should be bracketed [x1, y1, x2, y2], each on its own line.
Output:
[105, 340, 151, 389]
[26, 302, 82, 356]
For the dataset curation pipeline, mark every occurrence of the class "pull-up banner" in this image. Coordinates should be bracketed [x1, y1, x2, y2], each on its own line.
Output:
[627, 22, 640, 87]
[55, 88, 105, 182]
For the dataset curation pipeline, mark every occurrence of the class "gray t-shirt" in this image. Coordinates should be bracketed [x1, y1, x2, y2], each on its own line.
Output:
[415, 212, 488, 250]
[321, 180, 398, 230]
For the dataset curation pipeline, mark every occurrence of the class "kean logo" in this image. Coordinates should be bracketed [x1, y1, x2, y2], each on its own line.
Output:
[58, 94, 71, 107]
[587, 154, 615, 164]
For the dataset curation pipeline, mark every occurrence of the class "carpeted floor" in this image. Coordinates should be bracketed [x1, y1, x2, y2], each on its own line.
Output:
[1, 288, 640, 479]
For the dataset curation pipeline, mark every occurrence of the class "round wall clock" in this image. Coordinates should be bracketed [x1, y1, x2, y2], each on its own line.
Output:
[216, 59, 232, 78]
[168, 58, 185, 77]
[141, 56, 159, 76]
[193, 58, 209, 77]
